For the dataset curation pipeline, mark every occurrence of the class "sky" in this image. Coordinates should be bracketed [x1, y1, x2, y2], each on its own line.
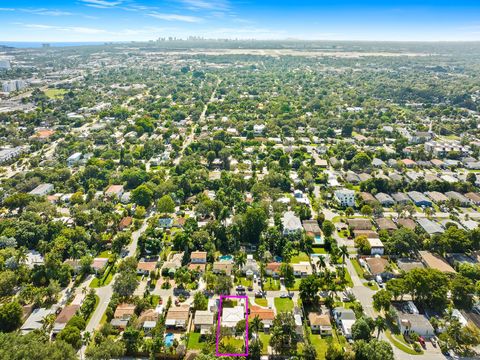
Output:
[1, 0, 480, 42]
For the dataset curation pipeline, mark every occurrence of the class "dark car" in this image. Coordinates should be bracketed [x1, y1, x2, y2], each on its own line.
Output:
[173, 288, 190, 297]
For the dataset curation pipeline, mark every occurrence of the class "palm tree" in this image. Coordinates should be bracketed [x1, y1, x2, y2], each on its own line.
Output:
[317, 255, 326, 272]
[375, 316, 387, 339]
[235, 252, 247, 270]
[339, 245, 348, 269]
[251, 315, 263, 336]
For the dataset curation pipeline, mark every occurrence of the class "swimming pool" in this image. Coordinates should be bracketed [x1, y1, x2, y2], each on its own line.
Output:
[314, 235, 324, 245]
[165, 333, 174, 347]
[219, 255, 233, 261]
[274, 256, 283, 262]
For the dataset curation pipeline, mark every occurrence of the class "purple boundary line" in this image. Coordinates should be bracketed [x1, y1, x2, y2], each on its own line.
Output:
[215, 295, 249, 357]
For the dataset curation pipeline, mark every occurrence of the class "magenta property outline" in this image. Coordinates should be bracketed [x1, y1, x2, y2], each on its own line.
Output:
[215, 294, 249, 357]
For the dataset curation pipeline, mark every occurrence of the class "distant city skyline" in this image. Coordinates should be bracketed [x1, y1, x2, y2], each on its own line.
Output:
[1, 0, 480, 42]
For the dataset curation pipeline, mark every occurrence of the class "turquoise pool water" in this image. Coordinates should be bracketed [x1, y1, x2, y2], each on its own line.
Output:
[219, 255, 233, 261]
[274, 256, 283, 262]
[165, 333, 174, 347]
[314, 235, 323, 245]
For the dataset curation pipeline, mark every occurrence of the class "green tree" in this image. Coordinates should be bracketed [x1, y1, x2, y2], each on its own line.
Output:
[322, 220, 335, 237]
[131, 184, 154, 208]
[157, 195, 175, 214]
[352, 317, 373, 341]
[279, 263, 295, 294]
[85, 338, 126, 360]
[354, 339, 394, 360]
[193, 291, 208, 311]
[0, 301, 23, 332]
[451, 275, 475, 310]
[0, 270, 16, 296]
[269, 312, 299, 355]
[57, 325, 82, 349]
[372, 289, 392, 312]
[299, 275, 321, 304]
[113, 271, 139, 298]
[360, 205, 373, 216]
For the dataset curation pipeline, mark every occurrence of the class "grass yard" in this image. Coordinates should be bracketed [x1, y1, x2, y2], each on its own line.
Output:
[351, 258, 365, 278]
[342, 268, 354, 288]
[85, 295, 100, 324]
[97, 250, 112, 258]
[44, 88, 67, 99]
[274, 298, 294, 312]
[364, 281, 379, 290]
[263, 278, 280, 291]
[290, 252, 310, 263]
[385, 330, 423, 355]
[312, 247, 327, 254]
[90, 265, 116, 288]
[291, 279, 302, 291]
[235, 277, 253, 287]
[187, 332, 206, 350]
[221, 336, 245, 351]
[254, 298, 268, 307]
[259, 333, 271, 354]
[309, 334, 329, 360]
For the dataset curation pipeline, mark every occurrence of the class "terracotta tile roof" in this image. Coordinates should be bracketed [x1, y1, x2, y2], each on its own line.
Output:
[308, 312, 331, 326]
[250, 305, 275, 321]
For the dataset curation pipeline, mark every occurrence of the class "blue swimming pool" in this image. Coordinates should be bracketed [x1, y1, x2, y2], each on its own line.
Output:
[314, 235, 324, 245]
[165, 333, 174, 347]
[219, 255, 233, 261]
[274, 256, 283, 262]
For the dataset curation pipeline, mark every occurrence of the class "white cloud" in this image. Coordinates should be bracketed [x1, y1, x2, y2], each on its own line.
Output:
[22, 8, 74, 16]
[21, 23, 107, 34]
[0, 8, 15, 11]
[148, 12, 202, 23]
[181, 0, 230, 11]
[80, 0, 123, 9]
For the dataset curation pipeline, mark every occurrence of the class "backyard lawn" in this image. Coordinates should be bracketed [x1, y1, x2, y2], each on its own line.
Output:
[220, 336, 245, 351]
[235, 277, 253, 287]
[274, 298, 294, 312]
[259, 333, 271, 354]
[351, 258, 365, 278]
[290, 252, 310, 263]
[187, 332, 206, 350]
[309, 334, 329, 359]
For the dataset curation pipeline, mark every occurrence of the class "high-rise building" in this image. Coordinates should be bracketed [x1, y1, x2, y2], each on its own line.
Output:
[2, 79, 26, 92]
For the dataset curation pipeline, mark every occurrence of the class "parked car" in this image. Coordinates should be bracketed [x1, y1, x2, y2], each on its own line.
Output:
[418, 336, 426, 349]
[280, 293, 292, 299]
[431, 337, 437, 347]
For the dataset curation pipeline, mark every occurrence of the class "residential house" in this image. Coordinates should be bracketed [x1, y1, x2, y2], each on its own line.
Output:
[418, 251, 456, 274]
[445, 191, 471, 207]
[375, 217, 398, 232]
[166, 305, 190, 329]
[375, 193, 395, 207]
[105, 185, 124, 199]
[29, 183, 54, 196]
[396, 258, 425, 272]
[333, 307, 356, 339]
[392, 192, 411, 205]
[242, 255, 259, 276]
[265, 262, 282, 278]
[282, 211, 302, 235]
[112, 303, 135, 329]
[137, 260, 157, 276]
[67, 152, 82, 167]
[348, 218, 372, 231]
[292, 262, 313, 277]
[194, 310, 215, 334]
[465, 192, 480, 205]
[426, 191, 448, 204]
[250, 305, 275, 331]
[365, 257, 392, 279]
[359, 192, 378, 205]
[162, 252, 183, 275]
[91, 257, 109, 274]
[118, 216, 132, 231]
[158, 217, 173, 228]
[213, 261, 234, 275]
[21, 308, 56, 334]
[191, 251, 207, 264]
[52, 305, 80, 334]
[308, 312, 332, 335]
[416, 218, 444, 235]
[407, 191, 432, 207]
[395, 307, 435, 338]
[334, 189, 355, 208]
[396, 218, 417, 230]
[367, 238, 385, 256]
[221, 304, 246, 329]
